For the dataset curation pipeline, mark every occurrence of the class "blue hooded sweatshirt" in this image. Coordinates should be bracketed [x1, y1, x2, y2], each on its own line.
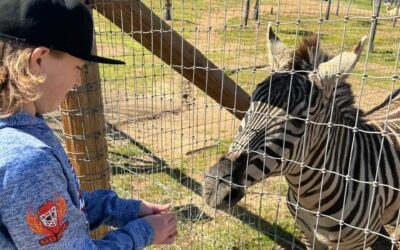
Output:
[0, 112, 154, 249]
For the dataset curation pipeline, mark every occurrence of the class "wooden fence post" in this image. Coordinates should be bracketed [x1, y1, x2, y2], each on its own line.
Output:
[60, 1, 110, 239]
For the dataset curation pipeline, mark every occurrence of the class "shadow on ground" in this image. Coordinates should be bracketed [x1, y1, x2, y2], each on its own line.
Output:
[107, 123, 307, 249]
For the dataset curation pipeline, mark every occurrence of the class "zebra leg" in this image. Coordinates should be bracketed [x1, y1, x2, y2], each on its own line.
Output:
[370, 226, 392, 250]
[297, 228, 328, 250]
[301, 235, 328, 250]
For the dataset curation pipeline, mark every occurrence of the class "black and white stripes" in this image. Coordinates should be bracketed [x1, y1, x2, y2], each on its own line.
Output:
[204, 28, 400, 249]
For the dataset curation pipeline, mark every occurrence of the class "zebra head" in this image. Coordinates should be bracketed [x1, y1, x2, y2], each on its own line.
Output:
[203, 26, 366, 210]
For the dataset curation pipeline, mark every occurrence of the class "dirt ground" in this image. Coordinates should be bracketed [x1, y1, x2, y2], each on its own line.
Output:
[45, 0, 400, 248]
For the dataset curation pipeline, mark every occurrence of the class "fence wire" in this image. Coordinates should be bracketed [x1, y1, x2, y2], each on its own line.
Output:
[46, 0, 400, 249]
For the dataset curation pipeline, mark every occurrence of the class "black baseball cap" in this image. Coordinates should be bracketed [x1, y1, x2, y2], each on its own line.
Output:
[0, 0, 125, 65]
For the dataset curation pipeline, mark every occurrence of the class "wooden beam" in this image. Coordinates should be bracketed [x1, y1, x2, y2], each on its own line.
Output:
[90, 0, 250, 120]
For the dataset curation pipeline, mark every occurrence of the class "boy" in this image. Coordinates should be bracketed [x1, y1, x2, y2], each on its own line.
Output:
[0, 0, 177, 249]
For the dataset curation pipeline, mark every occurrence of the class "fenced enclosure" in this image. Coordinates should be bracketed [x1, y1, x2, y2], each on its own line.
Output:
[48, 0, 400, 249]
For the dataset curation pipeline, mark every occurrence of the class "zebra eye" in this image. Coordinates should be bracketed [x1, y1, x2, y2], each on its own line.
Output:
[291, 118, 305, 128]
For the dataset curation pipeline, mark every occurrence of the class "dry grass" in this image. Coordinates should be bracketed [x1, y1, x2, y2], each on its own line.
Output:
[78, 0, 400, 249]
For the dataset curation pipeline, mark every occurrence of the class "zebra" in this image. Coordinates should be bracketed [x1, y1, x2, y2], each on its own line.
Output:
[203, 26, 400, 249]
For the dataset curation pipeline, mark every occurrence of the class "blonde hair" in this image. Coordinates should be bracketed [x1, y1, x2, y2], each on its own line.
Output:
[0, 39, 42, 117]
[0, 39, 65, 118]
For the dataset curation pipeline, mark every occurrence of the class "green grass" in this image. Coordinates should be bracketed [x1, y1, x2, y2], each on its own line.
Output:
[93, 0, 399, 93]
[181, 137, 232, 172]
[351, 0, 387, 12]
[109, 135, 300, 249]
[93, 11, 176, 93]
[109, 143, 143, 158]
[97, 0, 399, 248]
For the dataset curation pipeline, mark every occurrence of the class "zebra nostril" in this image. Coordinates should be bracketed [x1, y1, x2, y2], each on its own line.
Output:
[223, 188, 243, 205]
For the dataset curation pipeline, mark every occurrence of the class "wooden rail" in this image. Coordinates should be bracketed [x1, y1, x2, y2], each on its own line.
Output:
[90, 0, 251, 119]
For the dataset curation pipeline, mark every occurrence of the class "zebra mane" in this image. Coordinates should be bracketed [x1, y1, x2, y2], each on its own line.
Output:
[292, 35, 330, 71]
[292, 36, 363, 122]
[332, 82, 364, 122]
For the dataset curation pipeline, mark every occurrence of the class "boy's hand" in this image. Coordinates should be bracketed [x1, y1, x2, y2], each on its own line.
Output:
[160, 230, 178, 245]
[143, 212, 177, 245]
[138, 200, 171, 217]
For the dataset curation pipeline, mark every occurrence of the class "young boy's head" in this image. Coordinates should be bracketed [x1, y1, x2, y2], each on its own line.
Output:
[0, 0, 125, 117]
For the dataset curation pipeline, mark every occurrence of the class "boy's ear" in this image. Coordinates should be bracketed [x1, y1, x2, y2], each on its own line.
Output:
[30, 47, 50, 72]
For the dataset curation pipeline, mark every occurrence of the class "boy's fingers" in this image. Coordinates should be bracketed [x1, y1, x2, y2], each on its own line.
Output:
[169, 219, 177, 231]
[159, 237, 169, 245]
[168, 224, 177, 234]
[166, 236, 176, 245]
[161, 234, 176, 245]
[160, 238, 172, 245]
[168, 229, 178, 237]
[161, 212, 174, 222]
[154, 203, 170, 212]
[161, 203, 171, 210]
[167, 213, 177, 223]
[169, 232, 177, 240]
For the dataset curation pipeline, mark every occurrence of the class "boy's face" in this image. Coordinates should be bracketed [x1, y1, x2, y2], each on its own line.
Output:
[30, 47, 85, 114]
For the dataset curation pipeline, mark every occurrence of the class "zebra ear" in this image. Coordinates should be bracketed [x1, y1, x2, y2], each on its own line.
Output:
[267, 25, 291, 71]
[317, 36, 367, 80]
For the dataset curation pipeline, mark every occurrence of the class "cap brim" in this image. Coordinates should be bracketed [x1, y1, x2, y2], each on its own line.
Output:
[79, 54, 125, 65]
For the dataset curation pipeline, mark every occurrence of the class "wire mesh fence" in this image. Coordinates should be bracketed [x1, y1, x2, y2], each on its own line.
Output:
[46, 0, 400, 249]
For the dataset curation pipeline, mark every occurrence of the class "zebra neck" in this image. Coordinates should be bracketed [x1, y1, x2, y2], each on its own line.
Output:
[285, 122, 354, 207]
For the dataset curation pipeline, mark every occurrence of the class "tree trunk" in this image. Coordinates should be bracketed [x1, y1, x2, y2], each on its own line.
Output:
[163, 0, 172, 20]
[369, 0, 382, 53]
[335, 0, 340, 16]
[325, 0, 332, 20]
[393, 0, 400, 27]
[243, 0, 251, 26]
[253, 0, 260, 20]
